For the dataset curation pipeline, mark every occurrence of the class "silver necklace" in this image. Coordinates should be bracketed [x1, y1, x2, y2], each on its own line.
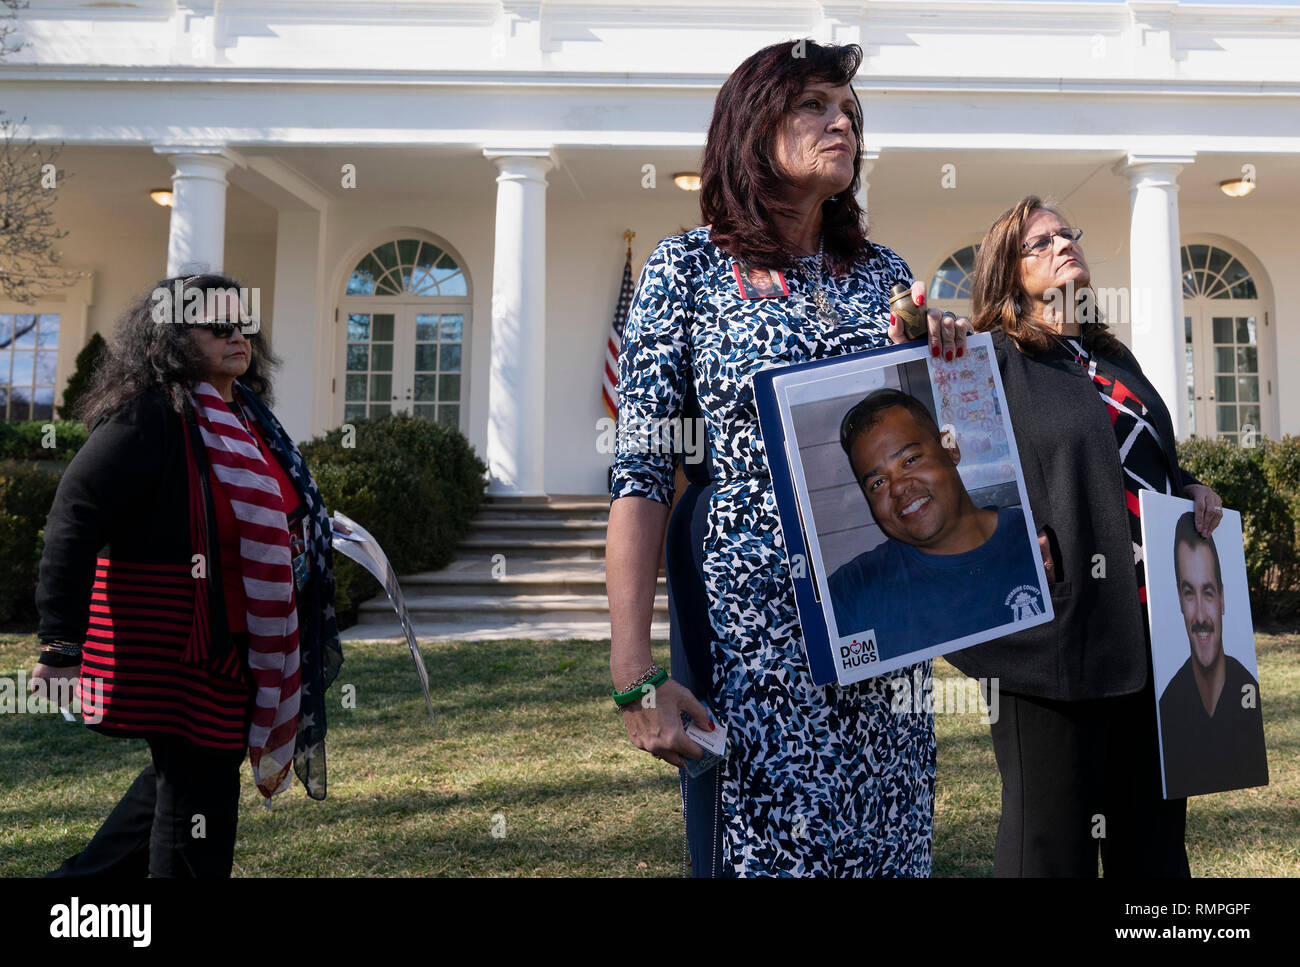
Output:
[808, 233, 842, 331]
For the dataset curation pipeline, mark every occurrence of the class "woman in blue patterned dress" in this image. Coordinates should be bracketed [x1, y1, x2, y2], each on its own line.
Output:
[606, 40, 969, 876]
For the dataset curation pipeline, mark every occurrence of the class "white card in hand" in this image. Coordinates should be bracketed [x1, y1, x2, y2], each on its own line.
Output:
[683, 707, 727, 757]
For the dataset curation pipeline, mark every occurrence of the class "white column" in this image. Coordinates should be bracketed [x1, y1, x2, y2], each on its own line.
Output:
[855, 148, 880, 227]
[482, 148, 554, 497]
[269, 208, 327, 443]
[153, 145, 238, 276]
[1118, 152, 1195, 440]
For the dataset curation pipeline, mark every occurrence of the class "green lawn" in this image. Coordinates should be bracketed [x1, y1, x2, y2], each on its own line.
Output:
[0, 631, 1294, 877]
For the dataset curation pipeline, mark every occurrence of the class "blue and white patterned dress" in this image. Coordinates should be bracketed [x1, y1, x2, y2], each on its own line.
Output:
[611, 226, 936, 876]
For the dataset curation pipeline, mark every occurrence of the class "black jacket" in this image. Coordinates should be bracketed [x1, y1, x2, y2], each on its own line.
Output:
[37, 389, 235, 656]
[946, 329, 1198, 700]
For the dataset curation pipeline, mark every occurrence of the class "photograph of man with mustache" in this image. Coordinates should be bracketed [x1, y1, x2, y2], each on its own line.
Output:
[1157, 512, 1268, 799]
[827, 387, 1042, 662]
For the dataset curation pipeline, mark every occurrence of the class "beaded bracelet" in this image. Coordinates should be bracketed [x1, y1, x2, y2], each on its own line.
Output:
[37, 639, 82, 669]
[611, 664, 668, 709]
[39, 640, 83, 657]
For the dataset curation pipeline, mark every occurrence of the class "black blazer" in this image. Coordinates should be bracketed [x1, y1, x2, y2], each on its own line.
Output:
[945, 329, 1198, 701]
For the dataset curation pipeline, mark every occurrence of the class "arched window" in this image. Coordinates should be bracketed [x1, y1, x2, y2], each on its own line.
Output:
[347, 239, 468, 298]
[1182, 244, 1257, 300]
[340, 237, 470, 428]
[928, 244, 980, 301]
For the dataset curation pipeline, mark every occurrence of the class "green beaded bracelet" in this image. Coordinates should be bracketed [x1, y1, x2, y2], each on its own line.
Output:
[611, 664, 668, 709]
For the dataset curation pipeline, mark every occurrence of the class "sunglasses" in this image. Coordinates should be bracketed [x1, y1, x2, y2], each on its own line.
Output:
[189, 321, 247, 339]
[1020, 227, 1083, 256]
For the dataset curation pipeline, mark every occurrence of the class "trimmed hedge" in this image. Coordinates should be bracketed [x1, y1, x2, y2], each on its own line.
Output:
[57, 332, 108, 420]
[300, 414, 488, 626]
[1177, 435, 1300, 619]
[0, 411, 486, 630]
[0, 420, 88, 461]
[0, 462, 61, 625]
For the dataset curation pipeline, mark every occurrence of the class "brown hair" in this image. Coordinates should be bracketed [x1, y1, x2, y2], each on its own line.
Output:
[700, 40, 868, 275]
[1174, 510, 1223, 591]
[970, 195, 1123, 356]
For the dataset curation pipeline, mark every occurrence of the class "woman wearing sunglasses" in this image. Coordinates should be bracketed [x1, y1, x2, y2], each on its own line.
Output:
[943, 197, 1224, 877]
[30, 273, 343, 877]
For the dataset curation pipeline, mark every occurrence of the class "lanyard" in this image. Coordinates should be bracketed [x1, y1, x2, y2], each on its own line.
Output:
[1064, 336, 1098, 380]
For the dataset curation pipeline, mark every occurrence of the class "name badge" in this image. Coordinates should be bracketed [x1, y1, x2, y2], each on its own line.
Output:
[733, 261, 789, 299]
[290, 518, 311, 591]
[292, 549, 311, 591]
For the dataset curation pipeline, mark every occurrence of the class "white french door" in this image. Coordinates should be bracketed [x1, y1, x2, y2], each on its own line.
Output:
[1179, 242, 1274, 443]
[341, 303, 466, 429]
[1184, 303, 1266, 443]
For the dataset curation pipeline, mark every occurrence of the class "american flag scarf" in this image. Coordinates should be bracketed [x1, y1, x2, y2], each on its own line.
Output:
[189, 380, 301, 800]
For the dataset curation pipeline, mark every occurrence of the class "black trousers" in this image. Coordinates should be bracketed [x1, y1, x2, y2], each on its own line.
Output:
[46, 735, 246, 878]
[988, 678, 1190, 878]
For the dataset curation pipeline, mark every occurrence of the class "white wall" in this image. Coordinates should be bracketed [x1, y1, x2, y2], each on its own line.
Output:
[47, 204, 276, 345]
[545, 201, 699, 494]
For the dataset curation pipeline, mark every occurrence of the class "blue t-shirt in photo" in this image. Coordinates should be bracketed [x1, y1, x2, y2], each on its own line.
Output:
[826, 506, 1044, 662]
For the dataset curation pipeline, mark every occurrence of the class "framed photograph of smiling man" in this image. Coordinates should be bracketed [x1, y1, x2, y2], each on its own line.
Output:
[754, 332, 1053, 687]
[1140, 491, 1269, 799]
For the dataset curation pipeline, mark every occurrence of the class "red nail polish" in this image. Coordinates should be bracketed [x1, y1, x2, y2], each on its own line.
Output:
[889, 313, 895, 326]
[931, 344, 940, 357]
[945, 350, 953, 362]
[916, 293, 925, 307]
[957, 347, 964, 358]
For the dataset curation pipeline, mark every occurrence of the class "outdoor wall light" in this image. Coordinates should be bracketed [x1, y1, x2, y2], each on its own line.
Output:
[673, 172, 701, 191]
[1218, 178, 1256, 198]
[149, 189, 174, 207]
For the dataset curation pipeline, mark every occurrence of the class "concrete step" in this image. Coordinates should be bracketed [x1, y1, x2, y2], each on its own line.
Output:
[343, 616, 670, 643]
[358, 592, 668, 621]
[469, 521, 608, 543]
[449, 548, 605, 564]
[435, 550, 609, 567]
[476, 505, 608, 521]
[396, 571, 664, 597]
[458, 537, 607, 554]
[480, 495, 608, 516]
[471, 517, 608, 529]
[367, 494, 658, 639]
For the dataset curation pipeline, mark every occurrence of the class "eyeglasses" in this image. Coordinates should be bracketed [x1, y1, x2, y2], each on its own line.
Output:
[1020, 227, 1082, 256]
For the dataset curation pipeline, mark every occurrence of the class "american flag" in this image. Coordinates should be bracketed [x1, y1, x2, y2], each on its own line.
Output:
[602, 243, 636, 419]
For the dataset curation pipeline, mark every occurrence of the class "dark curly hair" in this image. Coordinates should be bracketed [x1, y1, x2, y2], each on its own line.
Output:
[76, 272, 280, 427]
[701, 39, 869, 275]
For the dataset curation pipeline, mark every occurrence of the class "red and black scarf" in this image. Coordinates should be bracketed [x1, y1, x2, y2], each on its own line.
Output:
[1064, 338, 1175, 602]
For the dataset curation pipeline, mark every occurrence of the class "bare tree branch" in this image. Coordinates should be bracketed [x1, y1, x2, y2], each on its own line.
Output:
[0, 312, 37, 350]
[1, 0, 29, 62]
[0, 115, 82, 304]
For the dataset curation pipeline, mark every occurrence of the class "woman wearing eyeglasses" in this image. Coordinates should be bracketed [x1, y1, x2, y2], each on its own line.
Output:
[30, 273, 343, 877]
[944, 196, 1223, 877]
